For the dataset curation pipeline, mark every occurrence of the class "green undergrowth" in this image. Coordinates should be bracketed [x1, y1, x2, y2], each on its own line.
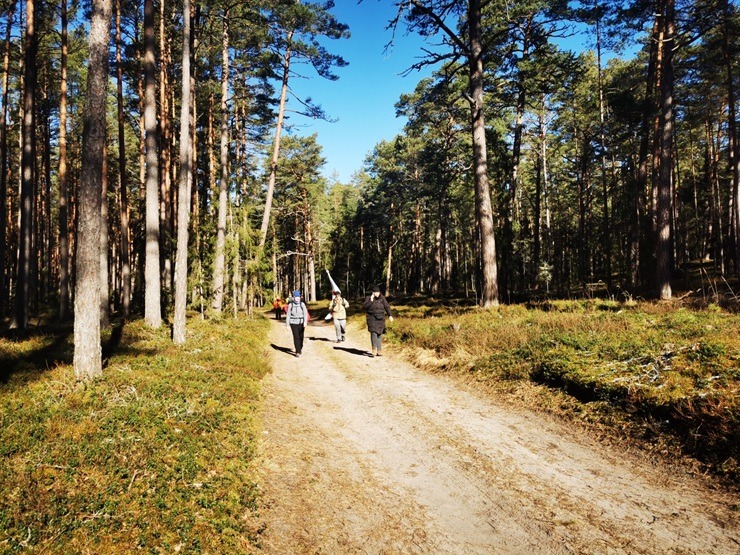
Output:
[0, 316, 270, 554]
[383, 298, 740, 484]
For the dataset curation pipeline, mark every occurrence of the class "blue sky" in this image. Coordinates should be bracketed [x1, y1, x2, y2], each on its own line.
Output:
[287, 2, 436, 184]
[286, 2, 621, 185]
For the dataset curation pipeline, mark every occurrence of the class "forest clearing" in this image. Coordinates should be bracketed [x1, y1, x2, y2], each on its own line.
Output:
[1, 298, 739, 553]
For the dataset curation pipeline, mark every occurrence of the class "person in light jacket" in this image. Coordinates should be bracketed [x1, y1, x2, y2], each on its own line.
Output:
[285, 290, 308, 357]
[328, 290, 350, 342]
[363, 285, 393, 357]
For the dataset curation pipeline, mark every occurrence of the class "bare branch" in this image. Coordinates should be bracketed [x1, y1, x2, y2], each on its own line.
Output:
[408, 0, 469, 56]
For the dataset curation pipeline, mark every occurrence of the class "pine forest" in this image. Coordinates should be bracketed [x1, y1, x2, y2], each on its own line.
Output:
[0, 0, 738, 378]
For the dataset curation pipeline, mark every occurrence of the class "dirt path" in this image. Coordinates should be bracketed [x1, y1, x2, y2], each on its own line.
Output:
[255, 316, 739, 554]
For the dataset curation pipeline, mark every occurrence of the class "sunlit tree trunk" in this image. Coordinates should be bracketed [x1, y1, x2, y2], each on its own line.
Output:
[74, 0, 111, 380]
[706, 120, 725, 273]
[402, 0, 498, 302]
[503, 24, 530, 297]
[596, 19, 611, 288]
[116, 0, 131, 318]
[0, 2, 13, 317]
[632, 16, 661, 292]
[207, 91, 215, 216]
[306, 201, 316, 302]
[58, 0, 70, 320]
[41, 93, 52, 302]
[159, 0, 172, 295]
[13, 0, 37, 331]
[136, 21, 145, 305]
[468, 0, 498, 306]
[211, 9, 229, 312]
[651, 8, 666, 237]
[144, 0, 162, 327]
[259, 32, 293, 248]
[115, 0, 130, 317]
[431, 204, 442, 294]
[100, 145, 110, 328]
[534, 111, 544, 279]
[413, 201, 423, 292]
[722, 0, 740, 274]
[190, 18, 199, 308]
[656, 0, 674, 300]
[173, 0, 192, 345]
[271, 243, 278, 297]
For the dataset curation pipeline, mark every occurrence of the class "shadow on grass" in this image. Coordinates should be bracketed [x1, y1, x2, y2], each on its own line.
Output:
[0, 323, 74, 385]
[102, 323, 125, 368]
[1, 321, 154, 386]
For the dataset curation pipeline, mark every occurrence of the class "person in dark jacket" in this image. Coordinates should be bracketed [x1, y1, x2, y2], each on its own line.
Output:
[363, 285, 393, 357]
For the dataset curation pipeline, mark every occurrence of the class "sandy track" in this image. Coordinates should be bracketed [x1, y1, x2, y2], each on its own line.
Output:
[255, 316, 739, 554]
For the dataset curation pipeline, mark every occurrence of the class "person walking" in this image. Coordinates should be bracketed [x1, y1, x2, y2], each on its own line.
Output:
[285, 290, 308, 357]
[363, 285, 393, 357]
[328, 290, 350, 342]
[272, 296, 284, 320]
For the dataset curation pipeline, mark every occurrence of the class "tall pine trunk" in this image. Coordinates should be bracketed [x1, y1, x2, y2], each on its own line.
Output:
[723, 0, 740, 274]
[259, 32, 293, 248]
[74, 0, 111, 380]
[115, 0, 130, 317]
[503, 25, 530, 297]
[159, 0, 173, 296]
[596, 19, 612, 288]
[100, 144, 110, 327]
[211, 9, 229, 311]
[468, 0, 498, 306]
[173, 0, 192, 344]
[58, 0, 70, 319]
[656, 0, 675, 300]
[0, 2, 14, 317]
[143, 0, 161, 327]
[13, 0, 37, 331]
[305, 200, 316, 302]
[632, 16, 661, 292]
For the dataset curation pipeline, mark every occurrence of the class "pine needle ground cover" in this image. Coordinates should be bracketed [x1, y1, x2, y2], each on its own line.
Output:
[383, 299, 740, 484]
[0, 317, 269, 554]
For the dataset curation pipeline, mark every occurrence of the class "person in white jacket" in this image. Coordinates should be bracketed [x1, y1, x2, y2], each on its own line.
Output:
[328, 290, 350, 342]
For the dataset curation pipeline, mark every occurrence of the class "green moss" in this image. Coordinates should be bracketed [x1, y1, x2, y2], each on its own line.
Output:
[0, 316, 270, 553]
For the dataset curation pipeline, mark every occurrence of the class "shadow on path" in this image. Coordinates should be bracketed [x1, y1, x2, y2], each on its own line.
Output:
[270, 343, 295, 356]
[333, 346, 372, 358]
[308, 336, 331, 343]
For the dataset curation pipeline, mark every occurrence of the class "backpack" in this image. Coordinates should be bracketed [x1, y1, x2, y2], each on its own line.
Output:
[289, 301, 310, 322]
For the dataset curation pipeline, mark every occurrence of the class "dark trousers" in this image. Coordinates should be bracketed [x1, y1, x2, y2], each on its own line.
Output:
[370, 331, 383, 351]
[290, 323, 305, 354]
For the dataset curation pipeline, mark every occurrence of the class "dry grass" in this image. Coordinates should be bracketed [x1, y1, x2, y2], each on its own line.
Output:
[380, 297, 740, 483]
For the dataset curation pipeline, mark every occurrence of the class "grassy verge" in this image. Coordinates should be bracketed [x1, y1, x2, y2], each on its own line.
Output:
[0, 316, 270, 553]
[381, 298, 740, 484]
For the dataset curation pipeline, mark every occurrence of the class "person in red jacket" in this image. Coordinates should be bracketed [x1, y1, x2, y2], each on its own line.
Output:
[272, 296, 284, 320]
